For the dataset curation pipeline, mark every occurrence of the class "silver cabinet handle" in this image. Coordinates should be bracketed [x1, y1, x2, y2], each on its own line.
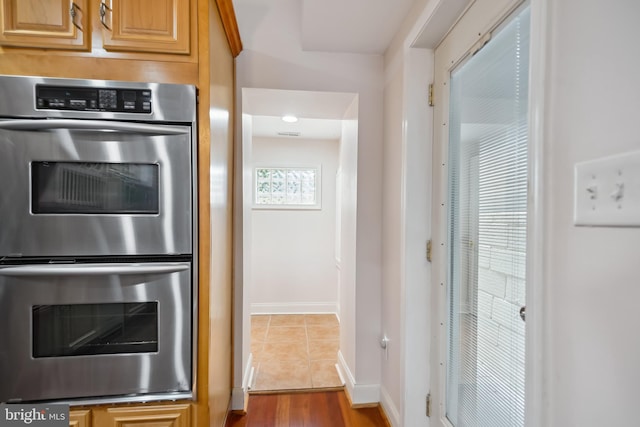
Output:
[0, 263, 189, 276]
[99, 2, 112, 30]
[0, 120, 188, 135]
[70, 2, 82, 31]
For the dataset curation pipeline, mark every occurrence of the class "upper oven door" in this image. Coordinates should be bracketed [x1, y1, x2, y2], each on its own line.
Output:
[0, 119, 193, 257]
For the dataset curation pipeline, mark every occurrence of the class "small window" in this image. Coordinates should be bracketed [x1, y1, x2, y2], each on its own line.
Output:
[254, 167, 321, 209]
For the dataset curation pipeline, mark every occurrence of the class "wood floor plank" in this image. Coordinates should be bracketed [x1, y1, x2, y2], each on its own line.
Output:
[248, 393, 278, 425]
[225, 391, 389, 427]
[275, 394, 291, 425]
[225, 412, 247, 427]
[289, 392, 309, 426]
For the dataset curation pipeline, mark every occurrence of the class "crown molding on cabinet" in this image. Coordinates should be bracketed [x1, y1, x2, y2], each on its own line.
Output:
[215, 0, 243, 57]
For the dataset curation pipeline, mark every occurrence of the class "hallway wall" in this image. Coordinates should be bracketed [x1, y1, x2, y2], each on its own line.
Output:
[541, 1, 640, 425]
[250, 136, 339, 313]
[380, 0, 435, 424]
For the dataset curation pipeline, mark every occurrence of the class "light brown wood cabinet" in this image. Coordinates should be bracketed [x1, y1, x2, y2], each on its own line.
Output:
[100, 0, 190, 54]
[69, 410, 92, 427]
[0, 0, 192, 55]
[69, 404, 191, 427]
[0, 1, 239, 426]
[92, 404, 191, 427]
[0, 0, 89, 50]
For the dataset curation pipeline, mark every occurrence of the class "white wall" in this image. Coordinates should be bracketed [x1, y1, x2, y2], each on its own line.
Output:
[380, 0, 438, 425]
[250, 137, 339, 314]
[235, 0, 384, 402]
[231, 113, 254, 410]
[337, 97, 360, 396]
[381, 38, 405, 426]
[541, 1, 640, 425]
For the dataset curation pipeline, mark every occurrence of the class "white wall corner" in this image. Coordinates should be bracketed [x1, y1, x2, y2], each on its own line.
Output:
[250, 302, 337, 315]
[338, 351, 381, 406]
[230, 353, 253, 411]
[381, 386, 401, 427]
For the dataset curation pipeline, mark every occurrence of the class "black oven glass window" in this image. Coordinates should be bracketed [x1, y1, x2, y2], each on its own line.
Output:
[32, 302, 159, 358]
[31, 162, 159, 214]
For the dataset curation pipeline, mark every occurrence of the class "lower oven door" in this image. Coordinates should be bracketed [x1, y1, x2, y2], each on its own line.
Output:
[0, 262, 192, 404]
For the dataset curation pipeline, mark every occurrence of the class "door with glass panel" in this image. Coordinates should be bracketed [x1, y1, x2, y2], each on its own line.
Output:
[431, 1, 530, 426]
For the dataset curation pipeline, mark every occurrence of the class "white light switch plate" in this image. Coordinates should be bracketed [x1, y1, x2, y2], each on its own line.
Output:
[574, 150, 640, 226]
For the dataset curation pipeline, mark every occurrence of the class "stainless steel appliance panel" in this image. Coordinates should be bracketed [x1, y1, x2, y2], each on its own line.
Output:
[0, 75, 195, 123]
[0, 262, 192, 403]
[0, 121, 192, 257]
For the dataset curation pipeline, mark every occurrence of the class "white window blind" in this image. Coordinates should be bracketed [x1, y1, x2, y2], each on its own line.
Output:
[446, 5, 530, 427]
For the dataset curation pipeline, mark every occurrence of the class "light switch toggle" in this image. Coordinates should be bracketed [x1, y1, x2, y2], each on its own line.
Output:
[586, 185, 598, 200]
[610, 182, 624, 202]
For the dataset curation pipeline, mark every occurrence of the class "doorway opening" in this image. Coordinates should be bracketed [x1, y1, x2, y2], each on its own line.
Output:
[235, 88, 359, 394]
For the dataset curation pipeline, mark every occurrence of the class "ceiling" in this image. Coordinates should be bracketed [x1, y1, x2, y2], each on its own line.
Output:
[251, 116, 343, 140]
[232, 0, 418, 54]
[243, 88, 356, 140]
[233, 0, 418, 138]
[300, 0, 418, 54]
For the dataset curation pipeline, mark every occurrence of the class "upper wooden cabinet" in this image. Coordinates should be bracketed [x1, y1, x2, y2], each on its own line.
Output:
[0, 0, 192, 56]
[0, 0, 89, 50]
[100, 0, 191, 54]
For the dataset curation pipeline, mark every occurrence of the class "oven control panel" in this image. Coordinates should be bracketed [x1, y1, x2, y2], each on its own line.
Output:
[36, 85, 152, 113]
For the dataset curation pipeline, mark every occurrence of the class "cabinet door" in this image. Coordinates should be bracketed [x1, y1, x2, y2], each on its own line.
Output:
[0, 0, 89, 49]
[100, 0, 190, 54]
[92, 404, 191, 427]
[69, 410, 91, 427]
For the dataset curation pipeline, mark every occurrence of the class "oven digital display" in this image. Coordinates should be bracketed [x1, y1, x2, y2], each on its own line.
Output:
[31, 162, 160, 215]
[32, 302, 159, 358]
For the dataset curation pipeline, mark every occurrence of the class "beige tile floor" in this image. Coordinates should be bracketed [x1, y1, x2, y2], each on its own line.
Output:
[250, 314, 343, 392]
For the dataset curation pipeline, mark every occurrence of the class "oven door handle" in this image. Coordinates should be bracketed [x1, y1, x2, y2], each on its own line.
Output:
[0, 263, 190, 276]
[0, 119, 189, 135]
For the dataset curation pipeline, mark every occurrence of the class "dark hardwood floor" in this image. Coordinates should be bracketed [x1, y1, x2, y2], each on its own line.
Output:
[225, 390, 390, 427]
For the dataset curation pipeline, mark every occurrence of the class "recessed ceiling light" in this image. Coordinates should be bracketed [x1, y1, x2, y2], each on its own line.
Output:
[282, 115, 298, 123]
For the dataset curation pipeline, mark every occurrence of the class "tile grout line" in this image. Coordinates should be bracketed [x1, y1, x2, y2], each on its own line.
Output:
[305, 316, 315, 388]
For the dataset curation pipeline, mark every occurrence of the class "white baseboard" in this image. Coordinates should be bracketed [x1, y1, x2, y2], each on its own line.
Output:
[380, 386, 400, 427]
[337, 351, 380, 406]
[230, 387, 248, 412]
[337, 350, 355, 396]
[230, 353, 253, 411]
[250, 302, 337, 315]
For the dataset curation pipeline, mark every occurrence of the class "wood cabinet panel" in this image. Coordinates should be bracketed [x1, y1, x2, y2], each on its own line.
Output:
[69, 409, 91, 427]
[101, 0, 190, 54]
[0, 0, 89, 49]
[92, 404, 191, 427]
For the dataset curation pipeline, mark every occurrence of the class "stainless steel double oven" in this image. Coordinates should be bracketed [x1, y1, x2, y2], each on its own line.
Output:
[0, 75, 197, 404]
